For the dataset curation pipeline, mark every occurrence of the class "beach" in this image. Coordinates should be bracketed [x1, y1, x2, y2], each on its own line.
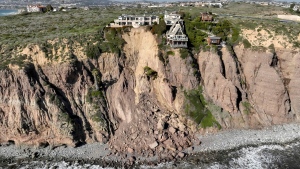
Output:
[1, 123, 300, 168]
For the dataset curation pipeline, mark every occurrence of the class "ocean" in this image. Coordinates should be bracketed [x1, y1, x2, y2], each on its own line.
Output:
[0, 9, 18, 16]
[2, 141, 300, 169]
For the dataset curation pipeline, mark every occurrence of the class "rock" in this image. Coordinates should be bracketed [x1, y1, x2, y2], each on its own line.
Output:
[163, 139, 173, 147]
[128, 156, 136, 164]
[157, 119, 164, 130]
[164, 139, 176, 151]
[154, 130, 159, 135]
[194, 138, 201, 146]
[168, 127, 176, 134]
[127, 147, 134, 153]
[131, 133, 138, 140]
[149, 141, 158, 149]
[187, 146, 194, 152]
[177, 152, 185, 158]
[159, 133, 169, 142]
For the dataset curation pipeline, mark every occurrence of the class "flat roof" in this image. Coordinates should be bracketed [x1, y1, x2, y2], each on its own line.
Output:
[209, 36, 221, 40]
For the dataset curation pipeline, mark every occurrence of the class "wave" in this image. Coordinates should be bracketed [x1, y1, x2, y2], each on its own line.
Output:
[0, 10, 19, 16]
[2, 142, 300, 168]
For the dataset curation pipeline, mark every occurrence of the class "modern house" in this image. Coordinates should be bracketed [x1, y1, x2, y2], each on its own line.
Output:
[207, 36, 221, 45]
[107, 14, 159, 28]
[201, 12, 213, 22]
[27, 5, 47, 12]
[166, 19, 188, 48]
[164, 11, 181, 26]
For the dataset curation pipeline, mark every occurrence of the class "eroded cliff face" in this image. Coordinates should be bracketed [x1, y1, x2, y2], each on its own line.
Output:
[0, 27, 299, 150]
[198, 45, 298, 129]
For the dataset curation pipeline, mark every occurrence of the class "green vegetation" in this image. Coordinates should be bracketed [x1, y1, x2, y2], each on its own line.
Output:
[85, 86, 107, 126]
[86, 88, 104, 103]
[0, 7, 129, 69]
[99, 28, 126, 55]
[151, 17, 167, 36]
[86, 43, 101, 59]
[179, 48, 189, 59]
[183, 14, 209, 50]
[268, 44, 275, 53]
[242, 39, 251, 48]
[0, 2, 299, 69]
[184, 86, 221, 129]
[166, 51, 175, 56]
[144, 66, 158, 79]
[59, 111, 72, 124]
[183, 11, 240, 51]
[242, 101, 252, 115]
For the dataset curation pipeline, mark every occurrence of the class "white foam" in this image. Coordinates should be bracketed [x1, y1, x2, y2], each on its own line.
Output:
[207, 145, 285, 169]
[18, 161, 114, 169]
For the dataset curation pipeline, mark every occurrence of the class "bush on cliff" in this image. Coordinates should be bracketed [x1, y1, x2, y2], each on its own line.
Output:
[151, 18, 167, 36]
[86, 43, 101, 59]
[184, 86, 221, 129]
[180, 48, 189, 59]
[144, 66, 158, 80]
[243, 39, 251, 48]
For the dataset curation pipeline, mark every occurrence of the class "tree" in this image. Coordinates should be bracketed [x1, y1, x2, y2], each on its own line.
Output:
[290, 3, 295, 9]
[46, 5, 53, 12]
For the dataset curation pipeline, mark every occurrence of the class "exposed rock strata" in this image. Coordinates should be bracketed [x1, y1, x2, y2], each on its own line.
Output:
[0, 28, 299, 157]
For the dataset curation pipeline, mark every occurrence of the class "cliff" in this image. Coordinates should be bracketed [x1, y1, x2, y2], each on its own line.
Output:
[0, 27, 299, 155]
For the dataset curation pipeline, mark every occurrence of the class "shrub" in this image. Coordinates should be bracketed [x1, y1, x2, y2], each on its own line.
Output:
[86, 43, 101, 59]
[180, 48, 189, 59]
[166, 51, 175, 56]
[268, 44, 275, 53]
[86, 88, 104, 103]
[184, 86, 221, 129]
[243, 39, 251, 48]
[151, 18, 166, 36]
[231, 27, 240, 44]
[144, 66, 158, 79]
[242, 101, 251, 114]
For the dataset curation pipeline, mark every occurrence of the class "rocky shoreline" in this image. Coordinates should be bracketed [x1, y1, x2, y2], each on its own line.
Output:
[1, 123, 300, 168]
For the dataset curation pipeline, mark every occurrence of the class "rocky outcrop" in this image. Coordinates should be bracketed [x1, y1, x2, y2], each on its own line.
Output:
[0, 27, 299, 154]
[276, 50, 300, 120]
[234, 47, 293, 126]
[0, 61, 96, 146]
[198, 46, 296, 129]
[0, 28, 199, 151]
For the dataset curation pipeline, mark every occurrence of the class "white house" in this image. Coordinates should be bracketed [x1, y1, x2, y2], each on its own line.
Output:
[166, 19, 188, 48]
[164, 11, 181, 26]
[27, 5, 46, 12]
[107, 14, 159, 28]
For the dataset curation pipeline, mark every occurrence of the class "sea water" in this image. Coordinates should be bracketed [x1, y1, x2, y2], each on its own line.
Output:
[3, 141, 300, 169]
[0, 9, 18, 16]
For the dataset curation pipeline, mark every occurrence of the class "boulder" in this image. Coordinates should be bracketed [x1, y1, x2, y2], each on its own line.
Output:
[149, 141, 158, 149]
[168, 127, 176, 134]
[177, 152, 185, 158]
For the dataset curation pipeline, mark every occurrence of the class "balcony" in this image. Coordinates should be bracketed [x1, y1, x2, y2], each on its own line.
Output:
[170, 44, 187, 48]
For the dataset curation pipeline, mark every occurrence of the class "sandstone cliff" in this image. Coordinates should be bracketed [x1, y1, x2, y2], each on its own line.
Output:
[0, 27, 299, 153]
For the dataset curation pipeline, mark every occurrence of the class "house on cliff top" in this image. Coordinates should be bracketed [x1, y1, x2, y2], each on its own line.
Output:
[201, 12, 213, 22]
[166, 19, 188, 48]
[107, 14, 159, 28]
[164, 11, 181, 26]
[164, 11, 188, 48]
[27, 5, 47, 12]
[207, 36, 221, 45]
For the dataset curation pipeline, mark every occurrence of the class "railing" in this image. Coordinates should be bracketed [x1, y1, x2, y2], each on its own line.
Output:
[170, 44, 187, 48]
[168, 37, 188, 41]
